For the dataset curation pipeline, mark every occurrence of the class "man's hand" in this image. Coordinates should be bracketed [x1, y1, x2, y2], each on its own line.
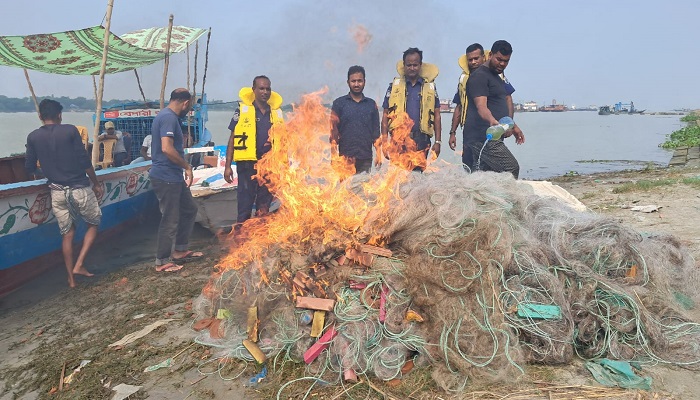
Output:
[513, 125, 525, 144]
[448, 134, 457, 150]
[92, 183, 104, 201]
[185, 165, 194, 188]
[431, 142, 441, 157]
[224, 165, 234, 184]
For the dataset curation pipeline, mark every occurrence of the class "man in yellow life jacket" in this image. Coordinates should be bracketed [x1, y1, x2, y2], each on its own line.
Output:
[223, 75, 284, 226]
[380, 47, 442, 171]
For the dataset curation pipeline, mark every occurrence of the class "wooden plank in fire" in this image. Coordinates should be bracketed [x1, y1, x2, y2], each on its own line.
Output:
[295, 270, 327, 298]
[311, 263, 329, 278]
[345, 247, 374, 267]
[359, 244, 392, 258]
[296, 296, 336, 311]
[247, 306, 259, 342]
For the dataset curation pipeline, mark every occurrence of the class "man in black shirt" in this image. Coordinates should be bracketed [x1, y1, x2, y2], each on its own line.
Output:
[25, 99, 104, 288]
[330, 65, 380, 175]
[464, 40, 525, 178]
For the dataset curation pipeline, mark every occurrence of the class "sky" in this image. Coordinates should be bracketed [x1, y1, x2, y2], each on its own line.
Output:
[0, 0, 698, 111]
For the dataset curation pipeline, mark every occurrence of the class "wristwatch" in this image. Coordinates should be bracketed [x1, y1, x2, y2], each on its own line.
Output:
[434, 140, 442, 145]
[449, 131, 456, 135]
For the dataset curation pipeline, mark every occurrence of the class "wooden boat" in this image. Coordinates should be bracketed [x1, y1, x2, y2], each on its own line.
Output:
[0, 18, 210, 296]
[187, 145, 238, 234]
[0, 161, 156, 296]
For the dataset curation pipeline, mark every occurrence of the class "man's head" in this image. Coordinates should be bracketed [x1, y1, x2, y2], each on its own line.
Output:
[168, 88, 192, 118]
[346, 65, 366, 95]
[252, 75, 272, 104]
[402, 47, 423, 80]
[489, 40, 513, 74]
[465, 43, 485, 72]
[38, 99, 63, 123]
[104, 121, 115, 133]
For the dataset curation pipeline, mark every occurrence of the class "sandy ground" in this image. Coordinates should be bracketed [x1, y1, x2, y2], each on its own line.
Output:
[2, 165, 700, 400]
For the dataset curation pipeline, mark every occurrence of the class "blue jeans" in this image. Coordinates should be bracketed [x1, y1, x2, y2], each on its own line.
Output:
[151, 178, 198, 265]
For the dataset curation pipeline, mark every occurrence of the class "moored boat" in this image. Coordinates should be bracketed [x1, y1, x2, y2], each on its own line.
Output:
[0, 162, 156, 296]
[0, 20, 210, 296]
[187, 145, 238, 234]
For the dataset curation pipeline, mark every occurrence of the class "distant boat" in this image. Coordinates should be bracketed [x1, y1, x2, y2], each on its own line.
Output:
[599, 102, 645, 115]
[598, 106, 612, 115]
[540, 104, 567, 112]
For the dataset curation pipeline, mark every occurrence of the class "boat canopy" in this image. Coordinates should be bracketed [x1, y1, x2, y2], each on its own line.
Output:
[0, 25, 207, 75]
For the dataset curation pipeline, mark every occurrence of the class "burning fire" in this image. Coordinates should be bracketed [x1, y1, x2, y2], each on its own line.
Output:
[349, 23, 372, 54]
[216, 89, 434, 278]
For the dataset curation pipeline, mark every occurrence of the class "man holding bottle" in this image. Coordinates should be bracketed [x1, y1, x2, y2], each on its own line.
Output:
[464, 40, 524, 178]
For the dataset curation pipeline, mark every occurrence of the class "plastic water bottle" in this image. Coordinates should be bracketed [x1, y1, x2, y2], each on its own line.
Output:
[299, 310, 313, 325]
[485, 116, 515, 141]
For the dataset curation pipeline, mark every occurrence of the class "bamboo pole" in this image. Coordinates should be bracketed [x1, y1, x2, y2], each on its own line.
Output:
[92, 75, 98, 101]
[186, 44, 191, 147]
[186, 45, 191, 94]
[159, 14, 174, 110]
[192, 41, 198, 105]
[91, 0, 115, 166]
[200, 28, 211, 102]
[23, 69, 40, 116]
[189, 41, 199, 149]
[134, 69, 147, 104]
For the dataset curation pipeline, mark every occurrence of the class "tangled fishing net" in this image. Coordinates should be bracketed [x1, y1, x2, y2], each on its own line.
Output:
[191, 91, 700, 394]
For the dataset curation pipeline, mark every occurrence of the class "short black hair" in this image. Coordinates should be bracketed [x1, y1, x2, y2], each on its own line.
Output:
[252, 75, 270, 88]
[39, 99, 62, 121]
[466, 43, 484, 55]
[347, 65, 365, 80]
[170, 89, 192, 102]
[490, 40, 513, 56]
[402, 47, 423, 63]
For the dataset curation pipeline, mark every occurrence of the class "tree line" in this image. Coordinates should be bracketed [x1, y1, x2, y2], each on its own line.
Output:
[0, 95, 236, 112]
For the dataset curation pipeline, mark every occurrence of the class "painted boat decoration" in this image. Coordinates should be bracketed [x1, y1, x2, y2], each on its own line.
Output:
[0, 164, 156, 296]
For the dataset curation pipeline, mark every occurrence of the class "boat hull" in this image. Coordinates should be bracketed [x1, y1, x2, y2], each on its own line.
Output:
[192, 188, 238, 234]
[0, 163, 156, 297]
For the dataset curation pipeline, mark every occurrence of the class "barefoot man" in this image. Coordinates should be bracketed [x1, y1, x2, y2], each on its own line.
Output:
[25, 99, 104, 287]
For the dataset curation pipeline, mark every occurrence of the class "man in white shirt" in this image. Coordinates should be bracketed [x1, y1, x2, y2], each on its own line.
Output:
[130, 134, 152, 164]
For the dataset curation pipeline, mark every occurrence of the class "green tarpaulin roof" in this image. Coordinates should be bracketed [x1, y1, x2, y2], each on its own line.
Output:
[121, 26, 207, 54]
[0, 25, 206, 76]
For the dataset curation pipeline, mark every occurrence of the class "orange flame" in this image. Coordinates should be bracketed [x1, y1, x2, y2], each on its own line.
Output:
[349, 24, 372, 54]
[217, 89, 430, 277]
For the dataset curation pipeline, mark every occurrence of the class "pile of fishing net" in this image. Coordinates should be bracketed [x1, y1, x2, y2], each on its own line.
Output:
[192, 166, 700, 392]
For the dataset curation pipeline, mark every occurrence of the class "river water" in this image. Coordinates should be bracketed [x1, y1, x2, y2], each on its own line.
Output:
[1, 110, 684, 180]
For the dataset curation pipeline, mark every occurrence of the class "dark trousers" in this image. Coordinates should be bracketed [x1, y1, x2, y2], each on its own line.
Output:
[114, 152, 127, 167]
[151, 177, 199, 265]
[467, 140, 520, 179]
[354, 158, 372, 174]
[236, 161, 272, 223]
